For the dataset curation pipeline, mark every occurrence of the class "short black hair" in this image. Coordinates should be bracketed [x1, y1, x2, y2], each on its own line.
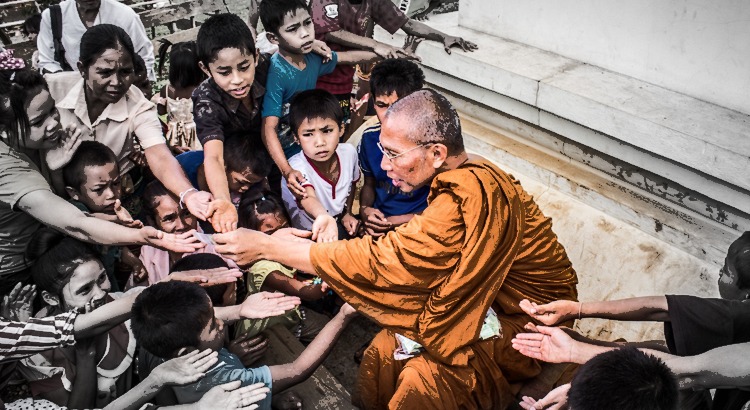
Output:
[567, 346, 678, 410]
[238, 188, 288, 231]
[196, 13, 256, 67]
[288, 89, 343, 136]
[729, 231, 750, 289]
[370, 59, 425, 99]
[62, 141, 119, 189]
[131, 281, 213, 358]
[259, 0, 311, 34]
[22, 14, 41, 36]
[224, 136, 273, 178]
[28, 227, 100, 297]
[170, 254, 229, 307]
[79, 24, 136, 70]
[157, 40, 206, 89]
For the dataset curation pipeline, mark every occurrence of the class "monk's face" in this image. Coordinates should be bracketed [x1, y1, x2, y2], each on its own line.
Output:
[379, 114, 440, 193]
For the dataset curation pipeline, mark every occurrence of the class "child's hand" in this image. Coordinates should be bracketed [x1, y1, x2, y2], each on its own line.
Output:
[342, 213, 360, 237]
[518, 299, 578, 326]
[240, 292, 301, 319]
[121, 247, 148, 283]
[403, 34, 424, 57]
[1, 283, 36, 322]
[207, 198, 239, 233]
[311, 214, 338, 243]
[361, 206, 390, 237]
[284, 169, 307, 198]
[440, 34, 478, 55]
[519, 383, 570, 410]
[228, 333, 269, 367]
[311, 39, 332, 63]
[45, 124, 83, 171]
[113, 199, 143, 228]
[196, 381, 269, 410]
[142, 227, 206, 254]
[152, 348, 218, 386]
[182, 189, 214, 221]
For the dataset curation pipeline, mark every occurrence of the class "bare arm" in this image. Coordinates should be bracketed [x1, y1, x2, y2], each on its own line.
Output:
[74, 290, 142, 339]
[145, 144, 212, 221]
[260, 271, 327, 302]
[202, 139, 231, 203]
[261, 116, 292, 176]
[647, 343, 750, 390]
[359, 176, 376, 208]
[325, 31, 415, 60]
[402, 19, 478, 54]
[519, 296, 670, 326]
[214, 228, 316, 274]
[336, 50, 380, 66]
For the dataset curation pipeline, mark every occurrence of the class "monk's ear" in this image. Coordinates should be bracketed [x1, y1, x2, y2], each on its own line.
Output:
[429, 143, 449, 169]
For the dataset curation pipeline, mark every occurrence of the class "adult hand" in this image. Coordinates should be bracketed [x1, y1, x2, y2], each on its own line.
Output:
[195, 381, 269, 410]
[361, 206, 390, 237]
[183, 190, 214, 221]
[152, 349, 219, 386]
[519, 299, 578, 326]
[311, 214, 338, 243]
[240, 292, 301, 319]
[511, 325, 576, 364]
[519, 383, 570, 410]
[45, 124, 82, 171]
[207, 198, 239, 233]
[284, 169, 307, 198]
[142, 227, 205, 254]
[441, 35, 478, 54]
[311, 39, 332, 63]
[113, 199, 143, 228]
[342, 213, 360, 237]
[271, 227, 312, 243]
[1, 283, 36, 322]
[228, 334, 269, 367]
[166, 267, 243, 286]
[214, 228, 267, 267]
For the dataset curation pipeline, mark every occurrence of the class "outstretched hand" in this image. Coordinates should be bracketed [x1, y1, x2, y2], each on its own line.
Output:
[519, 383, 570, 410]
[143, 227, 206, 254]
[196, 380, 270, 410]
[113, 199, 143, 228]
[152, 349, 219, 386]
[183, 190, 214, 221]
[207, 199, 239, 233]
[441, 35, 478, 54]
[240, 292, 301, 319]
[519, 299, 578, 326]
[1, 283, 36, 322]
[511, 324, 576, 364]
[311, 214, 338, 243]
[45, 124, 82, 171]
[166, 266, 244, 286]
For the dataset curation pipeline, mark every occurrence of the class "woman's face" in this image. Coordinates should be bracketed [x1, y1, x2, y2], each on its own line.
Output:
[23, 88, 63, 150]
[60, 259, 110, 311]
[81, 45, 135, 105]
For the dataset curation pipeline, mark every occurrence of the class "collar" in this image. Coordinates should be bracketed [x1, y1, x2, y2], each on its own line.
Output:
[57, 78, 130, 126]
[210, 79, 265, 114]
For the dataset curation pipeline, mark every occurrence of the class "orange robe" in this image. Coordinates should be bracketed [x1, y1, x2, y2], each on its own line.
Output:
[310, 160, 578, 409]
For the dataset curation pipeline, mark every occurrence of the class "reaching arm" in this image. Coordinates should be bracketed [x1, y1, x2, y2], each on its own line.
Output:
[261, 116, 292, 176]
[261, 271, 327, 301]
[401, 19, 478, 54]
[145, 144, 212, 221]
[325, 31, 416, 60]
[214, 228, 316, 274]
[646, 343, 750, 390]
[336, 50, 380, 66]
[519, 296, 670, 326]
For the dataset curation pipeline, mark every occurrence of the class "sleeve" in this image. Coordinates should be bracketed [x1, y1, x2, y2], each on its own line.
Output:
[0, 312, 78, 362]
[310, 0, 342, 36]
[261, 64, 285, 118]
[371, 0, 410, 34]
[132, 100, 167, 149]
[349, 144, 361, 182]
[357, 133, 374, 176]
[249, 260, 295, 291]
[127, 12, 157, 81]
[664, 295, 741, 356]
[193, 86, 228, 144]
[319, 51, 339, 76]
[36, 9, 62, 74]
[0, 151, 52, 209]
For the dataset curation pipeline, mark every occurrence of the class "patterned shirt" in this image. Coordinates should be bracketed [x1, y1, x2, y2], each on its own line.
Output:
[0, 312, 77, 363]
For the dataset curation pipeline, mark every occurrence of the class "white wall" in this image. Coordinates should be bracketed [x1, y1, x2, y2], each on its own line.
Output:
[459, 0, 750, 115]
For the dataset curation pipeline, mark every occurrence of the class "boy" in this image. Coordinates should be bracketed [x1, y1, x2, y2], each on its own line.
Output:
[62, 141, 145, 290]
[358, 59, 429, 237]
[280, 89, 360, 242]
[176, 136, 272, 210]
[259, 0, 379, 199]
[193, 13, 270, 234]
[131, 280, 356, 408]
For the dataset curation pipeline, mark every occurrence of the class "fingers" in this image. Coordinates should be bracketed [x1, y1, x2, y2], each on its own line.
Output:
[193, 352, 219, 373]
[219, 380, 243, 391]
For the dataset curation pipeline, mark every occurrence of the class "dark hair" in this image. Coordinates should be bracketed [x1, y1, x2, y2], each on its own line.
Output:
[157, 40, 206, 89]
[370, 59, 425, 99]
[27, 228, 101, 297]
[131, 281, 213, 358]
[141, 180, 174, 222]
[729, 231, 750, 289]
[133, 54, 146, 77]
[568, 346, 678, 410]
[196, 13, 256, 67]
[259, 0, 311, 34]
[170, 254, 229, 307]
[386, 89, 464, 155]
[79, 24, 136, 70]
[288, 89, 343, 136]
[62, 141, 119, 189]
[0, 69, 48, 149]
[22, 14, 42, 36]
[224, 136, 272, 178]
[238, 188, 288, 231]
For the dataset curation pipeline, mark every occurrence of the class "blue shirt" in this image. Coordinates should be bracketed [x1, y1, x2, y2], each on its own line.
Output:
[261, 51, 338, 158]
[172, 348, 273, 409]
[358, 124, 429, 217]
[175, 150, 204, 189]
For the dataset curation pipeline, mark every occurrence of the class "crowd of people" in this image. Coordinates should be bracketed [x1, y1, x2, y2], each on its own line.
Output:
[0, 0, 747, 409]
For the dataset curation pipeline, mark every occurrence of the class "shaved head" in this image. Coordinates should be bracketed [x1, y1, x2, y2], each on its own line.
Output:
[384, 89, 464, 156]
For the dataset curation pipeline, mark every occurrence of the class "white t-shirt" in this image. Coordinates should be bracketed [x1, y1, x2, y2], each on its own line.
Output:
[282, 143, 360, 230]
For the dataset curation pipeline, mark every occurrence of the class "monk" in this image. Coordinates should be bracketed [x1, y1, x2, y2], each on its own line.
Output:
[214, 89, 579, 409]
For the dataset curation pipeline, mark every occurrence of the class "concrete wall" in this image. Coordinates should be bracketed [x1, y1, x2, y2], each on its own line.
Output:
[459, 0, 750, 115]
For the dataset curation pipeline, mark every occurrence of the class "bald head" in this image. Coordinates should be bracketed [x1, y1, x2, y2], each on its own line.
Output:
[384, 89, 464, 156]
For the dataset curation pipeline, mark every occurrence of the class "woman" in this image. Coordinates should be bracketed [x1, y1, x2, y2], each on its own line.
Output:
[43, 24, 213, 221]
[0, 69, 201, 294]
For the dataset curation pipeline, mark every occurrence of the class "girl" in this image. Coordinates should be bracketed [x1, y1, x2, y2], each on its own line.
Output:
[154, 40, 206, 153]
[20, 228, 139, 409]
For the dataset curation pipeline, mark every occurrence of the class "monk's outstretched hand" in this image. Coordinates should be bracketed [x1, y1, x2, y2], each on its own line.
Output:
[213, 228, 267, 268]
[511, 325, 575, 364]
[519, 299, 579, 326]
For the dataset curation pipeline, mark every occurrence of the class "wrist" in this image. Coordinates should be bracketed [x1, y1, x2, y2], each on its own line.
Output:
[179, 188, 198, 209]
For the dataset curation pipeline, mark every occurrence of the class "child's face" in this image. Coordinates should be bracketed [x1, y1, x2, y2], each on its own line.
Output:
[197, 299, 226, 352]
[23, 89, 64, 150]
[257, 211, 289, 235]
[271, 8, 315, 55]
[227, 169, 264, 195]
[373, 91, 400, 123]
[202, 48, 257, 101]
[134, 72, 152, 100]
[60, 259, 110, 311]
[67, 163, 121, 213]
[152, 194, 198, 234]
[295, 117, 344, 163]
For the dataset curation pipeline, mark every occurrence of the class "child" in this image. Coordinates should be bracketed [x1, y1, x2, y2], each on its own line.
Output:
[20, 228, 139, 409]
[154, 40, 206, 153]
[236, 189, 329, 342]
[131, 280, 356, 408]
[259, 0, 379, 198]
[133, 54, 153, 100]
[176, 136, 272, 210]
[280, 89, 360, 242]
[358, 59, 429, 237]
[63, 141, 146, 291]
[22, 14, 41, 70]
[192, 13, 269, 233]
[128, 180, 239, 287]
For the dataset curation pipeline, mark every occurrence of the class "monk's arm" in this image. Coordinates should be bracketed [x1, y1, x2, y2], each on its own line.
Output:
[260, 235, 316, 274]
